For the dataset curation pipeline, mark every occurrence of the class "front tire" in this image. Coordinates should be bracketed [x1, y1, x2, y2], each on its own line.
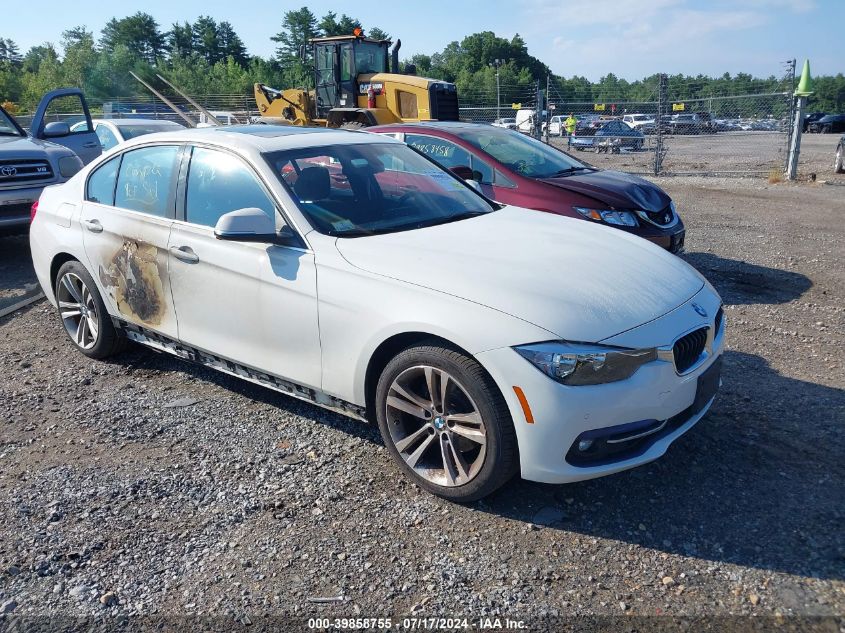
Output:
[55, 261, 127, 359]
[375, 343, 518, 502]
[836, 146, 845, 174]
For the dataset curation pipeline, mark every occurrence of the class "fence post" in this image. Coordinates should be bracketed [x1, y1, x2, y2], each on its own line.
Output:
[654, 73, 667, 175]
[786, 96, 805, 180]
[534, 80, 542, 140]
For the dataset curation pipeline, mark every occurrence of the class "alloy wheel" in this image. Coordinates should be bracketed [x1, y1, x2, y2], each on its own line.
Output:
[57, 272, 99, 350]
[385, 365, 487, 487]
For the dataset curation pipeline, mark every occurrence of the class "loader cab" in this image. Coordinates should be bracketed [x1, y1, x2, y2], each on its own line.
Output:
[312, 34, 390, 119]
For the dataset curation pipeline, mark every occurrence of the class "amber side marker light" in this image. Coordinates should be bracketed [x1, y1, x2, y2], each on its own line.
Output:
[512, 386, 534, 424]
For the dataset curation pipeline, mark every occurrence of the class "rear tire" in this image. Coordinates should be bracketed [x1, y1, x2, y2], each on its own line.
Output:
[54, 260, 127, 359]
[375, 343, 518, 502]
[339, 121, 367, 130]
[836, 146, 845, 174]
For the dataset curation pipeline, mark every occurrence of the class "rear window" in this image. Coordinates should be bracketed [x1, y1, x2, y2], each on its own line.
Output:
[114, 146, 180, 217]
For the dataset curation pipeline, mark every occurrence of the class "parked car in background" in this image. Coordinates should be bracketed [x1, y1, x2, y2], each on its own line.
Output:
[803, 112, 827, 132]
[808, 114, 845, 134]
[371, 121, 684, 252]
[1, 89, 100, 235]
[491, 117, 517, 130]
[622, 113, 656, 133]
[543, 115, 567, 136]
[570, 120, 645, 151]
[663, 113, 715, 135]
[30, 125, 723, 501]
[835, 135, 845, 173]
[71, 118, 186, 152]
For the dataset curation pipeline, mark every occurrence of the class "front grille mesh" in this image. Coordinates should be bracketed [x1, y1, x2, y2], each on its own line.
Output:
[673, 327, 707, 373]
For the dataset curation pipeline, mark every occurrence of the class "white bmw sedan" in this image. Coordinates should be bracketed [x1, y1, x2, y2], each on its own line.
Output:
[30, 125, 724, 502]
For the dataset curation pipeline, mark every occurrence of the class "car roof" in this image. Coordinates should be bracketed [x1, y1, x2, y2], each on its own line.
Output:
[370, 121, 505, 134]
[112, 124, 399, 153]
[98, 118, 184, 126]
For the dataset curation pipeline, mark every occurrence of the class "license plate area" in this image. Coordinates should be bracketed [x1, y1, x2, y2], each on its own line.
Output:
[693, 357, 721, 413]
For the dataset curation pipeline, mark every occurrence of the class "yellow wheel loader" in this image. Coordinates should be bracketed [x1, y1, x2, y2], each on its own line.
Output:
[254, 31, 459, 129]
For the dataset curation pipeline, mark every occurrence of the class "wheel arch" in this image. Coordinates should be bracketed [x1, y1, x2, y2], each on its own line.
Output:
[363, 331, 476, 423]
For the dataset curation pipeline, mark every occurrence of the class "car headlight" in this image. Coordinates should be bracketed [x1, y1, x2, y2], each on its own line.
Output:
[572, 206, 639, 227]
[58, 155, 83, 178]
[514, 341, 657, 386]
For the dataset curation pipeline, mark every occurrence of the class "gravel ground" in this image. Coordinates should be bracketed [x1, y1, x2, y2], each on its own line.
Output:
[549, 131, 845, 181]
[0, 177, 843, 629]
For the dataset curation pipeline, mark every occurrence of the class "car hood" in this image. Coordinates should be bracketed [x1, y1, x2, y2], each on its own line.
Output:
[538, 169, 670, 212]
[335, 206, 704, 343]
[0, 135, 64, 157]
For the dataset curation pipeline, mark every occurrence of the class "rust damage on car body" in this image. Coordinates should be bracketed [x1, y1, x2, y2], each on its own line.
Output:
[99, 240, 166, 326]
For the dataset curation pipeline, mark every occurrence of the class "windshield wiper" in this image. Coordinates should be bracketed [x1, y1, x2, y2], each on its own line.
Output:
[411, 210, 489, 230]
[546, 166, 590, 178]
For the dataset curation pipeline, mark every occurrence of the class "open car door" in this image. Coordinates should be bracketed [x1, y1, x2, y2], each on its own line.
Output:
[30, 88, 101, 165]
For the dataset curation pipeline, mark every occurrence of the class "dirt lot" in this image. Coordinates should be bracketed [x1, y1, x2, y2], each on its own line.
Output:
[0, 175, 843, 629]
[550, 131, 845, 179]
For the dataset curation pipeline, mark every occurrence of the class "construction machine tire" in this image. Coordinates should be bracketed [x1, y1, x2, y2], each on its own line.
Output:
[340, 121, 367, 130]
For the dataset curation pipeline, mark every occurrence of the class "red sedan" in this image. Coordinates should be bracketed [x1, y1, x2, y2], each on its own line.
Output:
[369, 122, 685, 252]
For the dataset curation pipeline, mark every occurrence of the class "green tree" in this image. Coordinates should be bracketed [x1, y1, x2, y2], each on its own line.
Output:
[368, 27, 390, 41]
[168, 22, 193, 58]
[100, 12, 166, 64]
[272, 7, 319, 61]
[218, 21, 248, 67]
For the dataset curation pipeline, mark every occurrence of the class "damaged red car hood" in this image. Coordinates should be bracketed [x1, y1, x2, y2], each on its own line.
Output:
[540, 169, 671, 212]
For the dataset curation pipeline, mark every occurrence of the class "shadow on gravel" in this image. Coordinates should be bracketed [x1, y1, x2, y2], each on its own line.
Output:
[479, 350, 845, 581]
[107, 347, 384, 445]
[683, 252, 812, 305]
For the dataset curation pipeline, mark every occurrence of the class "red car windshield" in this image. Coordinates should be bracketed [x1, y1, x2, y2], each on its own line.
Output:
[267, 142, 494, 237]
[455, 126, 590, 179]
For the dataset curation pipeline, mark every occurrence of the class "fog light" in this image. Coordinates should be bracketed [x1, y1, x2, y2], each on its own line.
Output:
[578, 439, 594, 452]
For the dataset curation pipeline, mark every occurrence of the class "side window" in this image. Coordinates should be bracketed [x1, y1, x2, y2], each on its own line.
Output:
[95, 125, 119, 150]
[86, 155, 121, 205]
[185, 147, 276, 228]
[114, 145, 180, 217]
[43, 94, 90, 135]
[469, 155, 495, 185]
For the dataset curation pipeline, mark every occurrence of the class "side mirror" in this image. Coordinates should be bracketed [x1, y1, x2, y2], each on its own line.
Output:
[44, 122, 71, 138]
[214, 207, 282, 243]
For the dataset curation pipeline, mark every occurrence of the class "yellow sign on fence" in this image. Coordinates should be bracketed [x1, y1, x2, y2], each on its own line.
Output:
[511, 103, 521, 110]
[594, 103, 606, 111]
[672, 103, 685, 111]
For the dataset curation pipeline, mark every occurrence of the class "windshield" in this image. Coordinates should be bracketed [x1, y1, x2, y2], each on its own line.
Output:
[0, 107, 24, 137]
[454, 126, 589, 179]
[267, 142, 494, 237]
[117, 122, 183, 139]
[355, 41, 387, 74]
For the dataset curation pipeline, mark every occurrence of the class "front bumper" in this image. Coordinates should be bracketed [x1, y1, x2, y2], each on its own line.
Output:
[476, 287, 724, 484]
[0, 184, 53, 233]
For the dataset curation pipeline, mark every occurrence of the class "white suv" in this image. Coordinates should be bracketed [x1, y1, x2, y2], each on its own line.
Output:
[623, 114, 656, 132]
[30, 126, 724, 501]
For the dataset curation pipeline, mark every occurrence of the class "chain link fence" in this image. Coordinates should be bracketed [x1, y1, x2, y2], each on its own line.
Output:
[10, 76, 795, 177]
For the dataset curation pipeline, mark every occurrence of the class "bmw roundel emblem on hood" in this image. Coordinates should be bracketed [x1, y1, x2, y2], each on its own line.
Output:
[692, 303, 707, 318]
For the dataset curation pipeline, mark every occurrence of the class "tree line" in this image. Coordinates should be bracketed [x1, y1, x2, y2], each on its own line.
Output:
[1, 8, 843, 115]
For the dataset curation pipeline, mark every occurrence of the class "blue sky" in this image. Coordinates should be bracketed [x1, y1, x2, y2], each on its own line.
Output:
[4, 0, 842, 80]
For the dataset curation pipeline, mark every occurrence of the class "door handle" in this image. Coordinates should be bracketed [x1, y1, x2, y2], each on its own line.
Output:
[169, 245, 199, 264]
[81, 219, 102, 233]
[82, 141, 100, 148]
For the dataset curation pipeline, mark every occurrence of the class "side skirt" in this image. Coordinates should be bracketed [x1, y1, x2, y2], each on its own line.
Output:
[115, 319, 368, 421]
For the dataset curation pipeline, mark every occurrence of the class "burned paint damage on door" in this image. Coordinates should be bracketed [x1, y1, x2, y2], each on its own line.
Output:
[99, 240, 166, 326]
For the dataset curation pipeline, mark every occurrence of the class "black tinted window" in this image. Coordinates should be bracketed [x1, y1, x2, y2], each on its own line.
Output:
[86, 155, 120, 205]
[185, 147, 275, 228]
[115, 146, 179, 217]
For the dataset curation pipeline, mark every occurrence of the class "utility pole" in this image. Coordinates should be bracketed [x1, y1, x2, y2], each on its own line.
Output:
[491, 59, 504, 122]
